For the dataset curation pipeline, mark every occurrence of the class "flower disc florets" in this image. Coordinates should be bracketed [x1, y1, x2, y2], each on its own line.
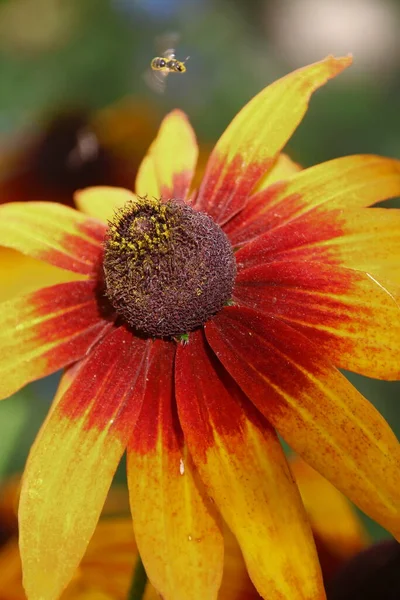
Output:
[103, 196, 236, 338]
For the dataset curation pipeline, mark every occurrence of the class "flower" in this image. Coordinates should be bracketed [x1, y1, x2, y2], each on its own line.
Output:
[0, 55, 400, 600]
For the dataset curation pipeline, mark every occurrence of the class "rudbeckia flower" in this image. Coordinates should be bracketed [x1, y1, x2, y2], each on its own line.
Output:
[0, 55, 400, 600]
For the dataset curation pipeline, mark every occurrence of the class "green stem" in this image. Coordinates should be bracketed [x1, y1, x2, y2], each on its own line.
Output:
[127, 555, 148, 600]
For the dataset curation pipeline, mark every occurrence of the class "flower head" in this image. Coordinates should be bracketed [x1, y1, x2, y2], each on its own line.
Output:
[1, 55, 400, 600]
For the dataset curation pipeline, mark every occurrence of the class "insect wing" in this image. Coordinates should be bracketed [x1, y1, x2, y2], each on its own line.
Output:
[143, 67, 169, 94]
[162, 48, 176, 60]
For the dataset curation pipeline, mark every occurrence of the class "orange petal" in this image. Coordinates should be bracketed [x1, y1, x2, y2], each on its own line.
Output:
[135, 110, 198, 200]
[219, 525, 260, 600]
[19, 326, 149, 600]
[176, 330, 325, 600]
[195, 55, 352, 224]
[290, 456, 368, 564]
[127, 340, 224, 600]
[0, 280, 112, 400]
[225, 154, 400, 246]
[0, 202, 105, 275]
[234, 261, 400, 379]
[206, 307, 400, 541]
[74, 186, 137, 223]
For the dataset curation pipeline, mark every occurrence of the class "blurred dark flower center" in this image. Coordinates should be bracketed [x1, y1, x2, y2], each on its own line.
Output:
[103, 196, 236, 338]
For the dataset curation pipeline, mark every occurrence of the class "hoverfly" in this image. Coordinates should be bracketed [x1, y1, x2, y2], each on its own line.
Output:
[145, 33, 189, 93]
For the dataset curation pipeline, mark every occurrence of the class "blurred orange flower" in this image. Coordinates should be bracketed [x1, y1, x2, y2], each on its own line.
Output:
[0, 459, 368, 599]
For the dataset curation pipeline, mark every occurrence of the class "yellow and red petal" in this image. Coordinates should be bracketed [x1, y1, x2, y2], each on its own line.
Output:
[127, 340, 224, 600]
[176, 330, 325, 600]
[195, 55, 352, 225]
[290, 456, 368, 574]
[0, 202, 105, 275]
[0, 248, 81, 303]
[74, 186, 137, 223]
[236, 206, 400, 285]
[234, 261, 400, 379]
[19, 326, 149, 600]
[135, 110, 198, 200]
[226, 155, 400, 246]
[205, 307, 400, 540]
[254, 153, 302, 193]
[0, 280, 112, 400]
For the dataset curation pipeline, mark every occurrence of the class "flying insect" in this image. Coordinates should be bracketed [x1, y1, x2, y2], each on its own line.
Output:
[145, 33, 189, 93]
[151, 50, 187, 74]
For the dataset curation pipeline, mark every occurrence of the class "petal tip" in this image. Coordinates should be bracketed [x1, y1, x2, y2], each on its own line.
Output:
[326, 54, 353, 74]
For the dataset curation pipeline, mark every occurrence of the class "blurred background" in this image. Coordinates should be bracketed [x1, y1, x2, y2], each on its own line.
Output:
[0, 0, 399, 544]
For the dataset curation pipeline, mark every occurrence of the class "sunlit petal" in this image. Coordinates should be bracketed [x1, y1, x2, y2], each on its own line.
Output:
[74, 186, 137, 223]
[136, 110, 198, 200]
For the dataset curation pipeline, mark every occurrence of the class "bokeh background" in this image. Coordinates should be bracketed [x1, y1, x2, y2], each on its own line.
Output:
[0, 0, 399, 543]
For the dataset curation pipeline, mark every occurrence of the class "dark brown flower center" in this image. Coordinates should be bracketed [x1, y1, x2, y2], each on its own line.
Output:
[103, 196, 236, 338]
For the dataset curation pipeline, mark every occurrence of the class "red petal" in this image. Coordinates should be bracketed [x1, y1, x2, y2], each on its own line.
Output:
[234, 260, 400, 379]
[19, 326, 149, 600]
[0, 280, 112, 400]
[127, 340, 224, 600]
[175, 330, 325, 600]
[205, 307, 400, 540]
[0, 202, 105, 275]
[58, 325, 150, 430]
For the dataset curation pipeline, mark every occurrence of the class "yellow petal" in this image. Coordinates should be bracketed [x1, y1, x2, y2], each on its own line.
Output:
[74, 186, 137, 223]
[136, 110, 198, 200]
